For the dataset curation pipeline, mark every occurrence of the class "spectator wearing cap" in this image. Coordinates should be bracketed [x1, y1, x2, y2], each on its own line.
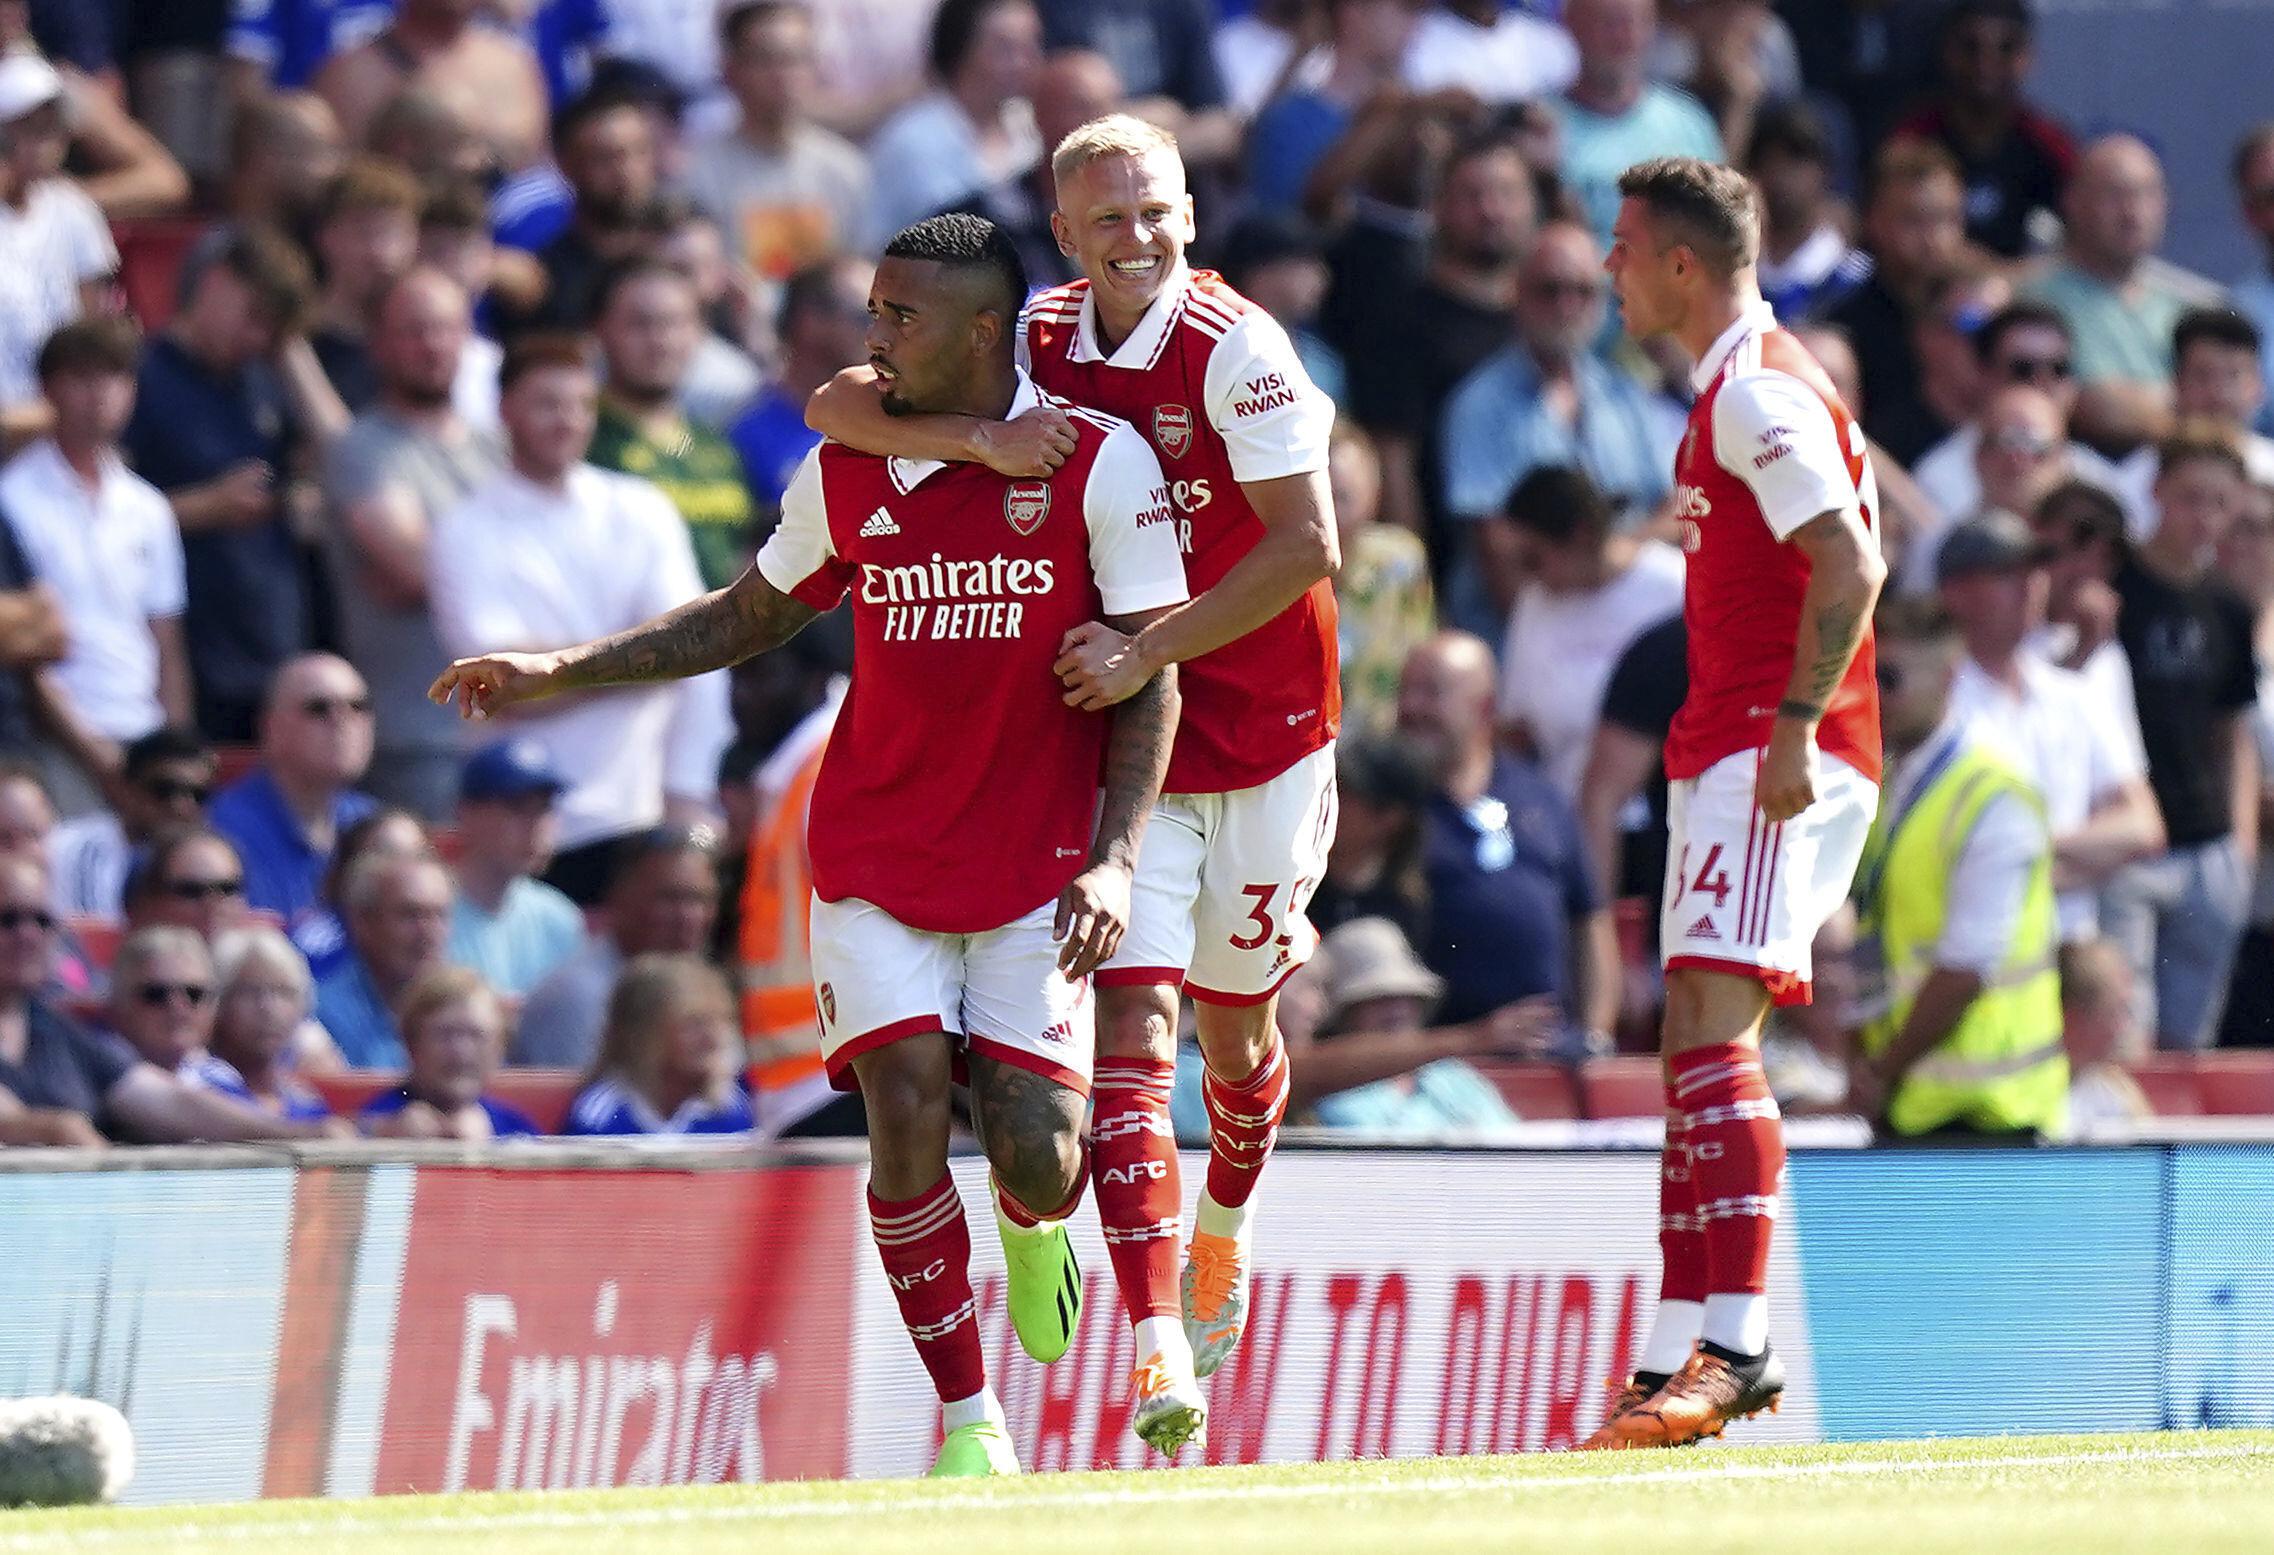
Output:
[2112, 311, 2274, 523]
[2, 318, 189, 805]
[315, 0, 549, 176]
[1889, 0, 2074, 260]
[587, 259, 757, 595]
[1825, 138, 1970, 466]
[564, 953, 752, 1135]
[684, 1, 875, 281]
[1342, 130, 1535, 539]
[305, 157, 426, 414]
[208, 653, 380, 933]
[2231, 124, 2274, 425]
[868, 0, 1044, 237]
[1395, 633, 1616, 1046]
[1549, 0, 1723, 251]
[124, 227, 348, 742]
[324, 267, 504, 820]
[1848, 597, 2066, 1140]
[1311, 736, 1432, 948]
[1935, 511, 2164, 948]
[1495, 465, 1684, 803]
[507, 88, 667, 335]
[945, 46, 1119, 294]
[1439, 219, 1674, 637]
[1243, 0, 1415, 217]
[47, 727, 212, 918]
[0, 53, 117, 446]
[203, 925, 333, 1122]
[1747, 100, 1868, 323]
[360, 965, 537, 1138]
[1329, 425, 1433, 739]
[428, 337, 732, 906]
[2018, 135, 2226, 452]
[2105, 430, 2263, 1050]
[727, 256, 872, 511]
[447, 740, 585, 998]
[513, 824, 720, 1067]
[314, 850, 455, 1069]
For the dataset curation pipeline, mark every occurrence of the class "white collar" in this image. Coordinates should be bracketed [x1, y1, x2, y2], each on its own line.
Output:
[1071, 260, 1191, 370]
[887, 370, 1045, 493]
[1888, 714, 1976, 814]
[1688, 299, 1780, 395]
[27, 438, 122, 497]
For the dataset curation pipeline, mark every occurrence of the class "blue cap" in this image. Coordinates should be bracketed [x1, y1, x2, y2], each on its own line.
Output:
[459, 739, 566, 803]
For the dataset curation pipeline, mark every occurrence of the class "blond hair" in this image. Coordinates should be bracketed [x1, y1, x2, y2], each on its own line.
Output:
[584, 954, 738, 1101]
[395, 965, 505, 1050]
[1051, 113, 1181, 184]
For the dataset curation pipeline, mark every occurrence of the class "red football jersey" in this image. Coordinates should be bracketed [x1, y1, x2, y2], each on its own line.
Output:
[1022, 264, 1339, 795]
[755, 376, 1187, 934]
[1664, 303, 1883, 785]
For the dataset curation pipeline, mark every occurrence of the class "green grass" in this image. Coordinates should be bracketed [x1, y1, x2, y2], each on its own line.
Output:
[6, 1433, 2273, 1555]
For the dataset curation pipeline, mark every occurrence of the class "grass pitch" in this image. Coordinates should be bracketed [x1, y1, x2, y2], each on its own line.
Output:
[4, 1432, 2270, 1555]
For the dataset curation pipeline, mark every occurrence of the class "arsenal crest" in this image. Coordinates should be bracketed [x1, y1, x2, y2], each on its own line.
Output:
[1154, 404, 1194, 460]
[818, 982, 836, 1027]
[1006, 480, 1051, 535]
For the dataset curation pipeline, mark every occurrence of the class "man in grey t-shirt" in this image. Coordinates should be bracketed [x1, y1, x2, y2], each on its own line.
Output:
[323, 268, 502, 818]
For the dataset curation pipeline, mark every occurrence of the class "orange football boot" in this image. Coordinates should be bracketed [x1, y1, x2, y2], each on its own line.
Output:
[1619, 1347, 1786, 1448]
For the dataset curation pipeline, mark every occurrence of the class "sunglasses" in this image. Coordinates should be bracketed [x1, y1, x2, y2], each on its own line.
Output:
[2002, 354, 2072, 384]
[300, 696, 373, 719]
[164, 876, 244, 901]
[141, 777, 212, 805]
[135, 981, 211, 1008]
[0, 907, 55, 932]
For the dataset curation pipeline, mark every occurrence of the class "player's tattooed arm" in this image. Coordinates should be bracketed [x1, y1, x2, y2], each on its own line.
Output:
[1757, 505, 1885, 823]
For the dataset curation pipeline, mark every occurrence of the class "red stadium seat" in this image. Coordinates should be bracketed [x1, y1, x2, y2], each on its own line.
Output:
[211, 745, 261, 791]
[309, 1068, 581, 1133]
[2125, 1055, 2205, 1117]
[2187, 1053, 2274, 1115]
[112, 217, 208, 332]
[66, 914, 126, 973]
[1471, 1059, 1579, 1119]
[1578, 1056, 1665, 1120]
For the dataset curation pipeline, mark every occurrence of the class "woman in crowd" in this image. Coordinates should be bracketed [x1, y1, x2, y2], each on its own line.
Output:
[358, 965, 536, 1140]
[295, 807, 433, 981]
[564, 954, 753, 1136]
[203, 926, 333, 1121]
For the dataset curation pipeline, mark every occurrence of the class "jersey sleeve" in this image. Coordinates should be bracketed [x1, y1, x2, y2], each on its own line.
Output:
[1710, 370, 1858, 541]
[1082, 424, 1190, 618]
[1201, 308, 1333, 484]
[754, 449, 853, 610]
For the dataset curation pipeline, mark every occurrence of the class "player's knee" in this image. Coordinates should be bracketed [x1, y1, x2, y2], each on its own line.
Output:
[986, 1125, 1083, 1214]
[1194, 999, 1275, 1078]
[1095, 983, 1178, 1061]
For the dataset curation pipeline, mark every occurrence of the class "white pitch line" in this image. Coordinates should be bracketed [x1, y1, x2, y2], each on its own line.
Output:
[8, 1443, 2269, 1551]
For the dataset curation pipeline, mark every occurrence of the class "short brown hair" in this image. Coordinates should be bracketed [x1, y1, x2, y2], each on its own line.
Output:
[2156, 419, 2249, 483]
[1874, 592, 1958, 647]
[37, 315, 141, 383]
[1866, 136, 1963, 209]
[202, 223, 316, 334]
[419, 177, 489, 236]
[313, 155, 423, 230]
[395, 964, 505, 1047]
[497, 331, 593, 392]
[1615, 156, 1760, 275]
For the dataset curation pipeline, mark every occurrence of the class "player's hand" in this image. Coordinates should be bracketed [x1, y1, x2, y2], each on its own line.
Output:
[427, 650, 566, 720]
[1755, 716, 1818, 823]
[1055, 622, 1151, 710]
[972, 405, 1076, 478]
[1053, 861, 1131, 979]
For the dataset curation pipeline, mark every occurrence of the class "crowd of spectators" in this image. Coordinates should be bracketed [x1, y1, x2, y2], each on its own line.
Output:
[0, 0, 2266, 1150]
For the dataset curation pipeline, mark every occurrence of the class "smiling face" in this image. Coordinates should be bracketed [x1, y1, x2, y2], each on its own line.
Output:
[1052, 148, 1195, 329]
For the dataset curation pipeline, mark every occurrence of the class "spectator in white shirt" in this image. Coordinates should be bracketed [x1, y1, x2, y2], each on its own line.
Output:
[1494, 464, 1684, 799]
[2112, 309, 2274, 524]
[1934, 512, 2164, 945]
[867, 0, 1044, 238]
[48, 727, 214, 919]
[0, 54, 117, 448]
[1, 317, 191, 802]
[427, 333, 733, 906]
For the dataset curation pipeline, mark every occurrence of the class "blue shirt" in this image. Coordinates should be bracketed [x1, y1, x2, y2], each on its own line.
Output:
[492, 164, 574, 255]
[358, 1083, 539, 1138]
[728, 386, 823, 508]
[123, 336, 309, 708]
[1549, 85, 1724, 250]
[1245, 90, 1352, 212]
[1439, 345, 1677, 523]
[448, 877, 586, 997]
[2233, 264, 2274, 436]
[226, 0, 395, 88]
[208, 767, 377, 933]
[563, 1076, 755, 1136]
[1312, 1059, 1521, 1136]
[1420, 755, 1600, 1026]
[313, 955, 407, 1070]
[183, 1051, 332, 1122]
[523, 0, 611, 108]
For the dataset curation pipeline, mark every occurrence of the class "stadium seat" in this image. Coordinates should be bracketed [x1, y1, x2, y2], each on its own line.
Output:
[2125, 1055, 2206, 1117]
[211, 744, 261, 791]
[113, 216, 208, 332]
[66, 915, 125, 973]
[308, 1068, 583, 1134]
[1471, 1059, 1579, 1119]
[1578, 1056, 1664, 1120]
[2128, 1052, 2274, 1116]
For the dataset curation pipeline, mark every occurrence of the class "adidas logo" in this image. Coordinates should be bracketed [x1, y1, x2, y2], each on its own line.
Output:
[1684, 915, 1721, 942]
[859, 507, 900, 537]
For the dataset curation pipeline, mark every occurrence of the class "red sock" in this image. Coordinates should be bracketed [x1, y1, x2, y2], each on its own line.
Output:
[1659, 1107, 1708, 1304]
[1670, 1043, 1784, 1297]
[869, 1174, 984, 1403]
[1201, 1035, 1289, 1211]
[1089, 1057, 1183, 1321]
[993, 1145, 1089, 1226]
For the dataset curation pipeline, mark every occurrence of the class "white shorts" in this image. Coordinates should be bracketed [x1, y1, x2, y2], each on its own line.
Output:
[1101, 743, 1339, 1006]
[1661, 746, 1878, 1005]
[809, 895, 1093, 1096]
